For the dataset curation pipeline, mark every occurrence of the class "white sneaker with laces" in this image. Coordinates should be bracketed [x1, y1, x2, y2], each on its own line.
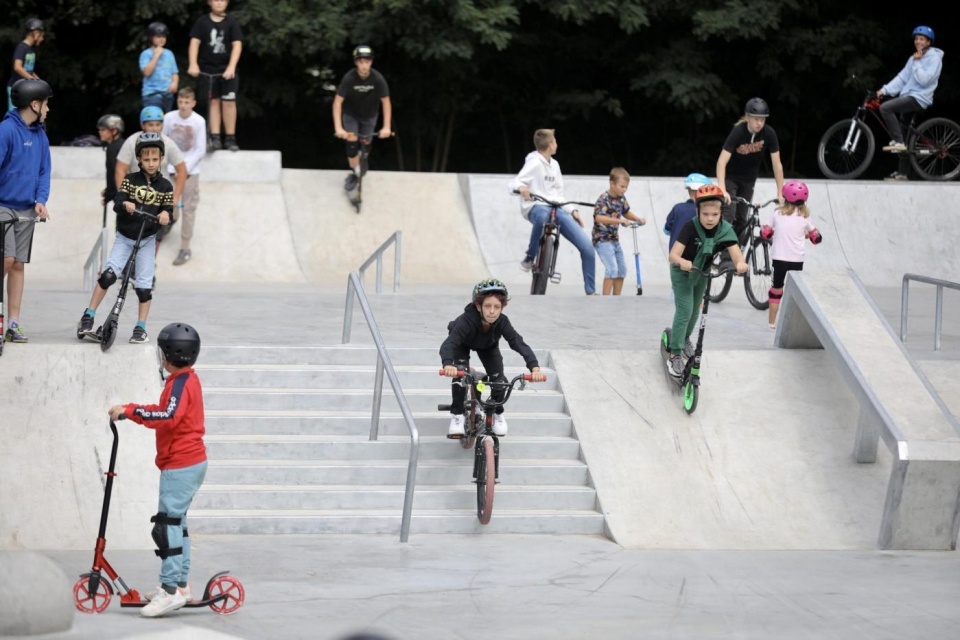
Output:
[146, 583, 193, 602]
[140, 587, 187, 617]
[447, 414, 465, 437]
[882, 140, 907, 152]
[492, 414, 508, 436]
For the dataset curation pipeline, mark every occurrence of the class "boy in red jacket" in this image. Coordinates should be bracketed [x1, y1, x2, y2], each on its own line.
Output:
[108, 322, 205, 618]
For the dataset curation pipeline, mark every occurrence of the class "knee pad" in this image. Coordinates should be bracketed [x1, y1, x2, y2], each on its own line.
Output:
[345, 139, 360, 158]
[768, 288, 783, 302]
[150, 512, 183, 559]
[135, 288, 153, 303]
[97, 268, 117, 290]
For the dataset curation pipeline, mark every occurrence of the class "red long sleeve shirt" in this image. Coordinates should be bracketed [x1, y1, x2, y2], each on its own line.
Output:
[123, 369, 207, 470]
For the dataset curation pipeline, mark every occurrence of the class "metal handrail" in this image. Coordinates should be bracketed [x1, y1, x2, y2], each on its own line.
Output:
[82, 227, 110, 291]
[358, 230, 402, 293]
[900, 273, 960, 351]
[341, 271, 419, 542]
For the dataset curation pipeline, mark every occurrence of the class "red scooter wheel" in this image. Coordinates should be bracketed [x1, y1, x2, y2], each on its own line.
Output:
[206, 575, 245, 615]
[73, 575, 112, 614]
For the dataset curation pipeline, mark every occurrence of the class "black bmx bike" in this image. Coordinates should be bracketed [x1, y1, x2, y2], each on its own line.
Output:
[0, 213, 45, 356]
[438, 368, 543, 524]
[707, 197, 777, 310]
[520, 192, 594, 295]
[817, 90, 960, 181]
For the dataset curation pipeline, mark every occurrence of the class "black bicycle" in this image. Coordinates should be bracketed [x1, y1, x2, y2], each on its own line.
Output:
[438, 368, 542, 524]
[707, 197, 776, 310]
[817, 90, 960, 181]
[0, 214, 45, 356]
[519, 192, 594, 295]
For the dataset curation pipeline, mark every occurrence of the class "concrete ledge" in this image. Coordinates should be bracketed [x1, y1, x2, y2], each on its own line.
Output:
[0, 551, 73, 636]
[50, 147, 282, 182]
[776, 270, 960, 549]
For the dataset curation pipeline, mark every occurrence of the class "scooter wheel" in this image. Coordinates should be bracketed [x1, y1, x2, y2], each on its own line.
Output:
[683, 381, 699, 414]
[73, 575, 112, 614]
[99, 317, 118, 352]
[206, 574, 245, 615]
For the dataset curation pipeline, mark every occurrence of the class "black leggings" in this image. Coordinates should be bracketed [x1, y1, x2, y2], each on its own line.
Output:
[449, 346, 506, 416]
[772, 259, 804, 290]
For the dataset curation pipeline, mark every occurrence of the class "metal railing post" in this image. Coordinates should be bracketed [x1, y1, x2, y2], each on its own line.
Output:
[342, 275, 356, 344]
[358, 230, 402, 294]
[370, 354, 384, 441]
[900, 273, 959, 352]
[935, 285, 943, 351]
[900, 278, 910, 343]
[376, 254, 383, 294]
[393, 231, 402, 293]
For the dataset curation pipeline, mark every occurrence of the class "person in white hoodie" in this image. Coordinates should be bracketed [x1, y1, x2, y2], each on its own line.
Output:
[877, 25, 943, 180]
[510, 129, 597, 295]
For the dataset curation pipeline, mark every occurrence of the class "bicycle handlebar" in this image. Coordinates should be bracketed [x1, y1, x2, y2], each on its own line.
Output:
[440, 369, 544, 383]
[513, 191, 595, 209]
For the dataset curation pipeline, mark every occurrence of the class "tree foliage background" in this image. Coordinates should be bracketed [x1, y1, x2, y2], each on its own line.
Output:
[0, 0, 952, 181]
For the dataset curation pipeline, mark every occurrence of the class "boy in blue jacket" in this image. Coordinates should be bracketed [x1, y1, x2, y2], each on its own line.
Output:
[0, 79, 51, 343]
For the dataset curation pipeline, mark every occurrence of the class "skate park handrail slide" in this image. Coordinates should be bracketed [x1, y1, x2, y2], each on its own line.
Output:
[357, 230, 402, 294]
[341, 270, 420, 542]
[900, 273, 960, 352]
[775, 270, 960, 550]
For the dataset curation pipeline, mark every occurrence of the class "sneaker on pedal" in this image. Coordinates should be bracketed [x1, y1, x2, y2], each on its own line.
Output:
[344, 172, 359, 191]
[78, 313, 95, 336]
[129, 326, 149, 344]
[682, 340, 696, 359]
[884, 171, 909, 182]
[492, 414, 508, 436]
[668, 354, 684, 378]
[520, 258, 534, 272]
[882, 140, 907, 152]
[146, 583, 193, 603]
[447, 413, 465, 437]
[140, 587, 186, 618]
[173, 249, 192, 266]
[5, 324, 27, 343]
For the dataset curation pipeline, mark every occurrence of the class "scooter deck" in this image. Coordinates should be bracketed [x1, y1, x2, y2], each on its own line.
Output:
[119, 594, 231, 609]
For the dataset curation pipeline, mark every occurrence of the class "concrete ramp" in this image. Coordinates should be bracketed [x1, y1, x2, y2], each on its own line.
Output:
[553, 349, 892, 549]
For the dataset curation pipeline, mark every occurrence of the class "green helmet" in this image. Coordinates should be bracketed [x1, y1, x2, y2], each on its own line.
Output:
[472, 278, 508, 301]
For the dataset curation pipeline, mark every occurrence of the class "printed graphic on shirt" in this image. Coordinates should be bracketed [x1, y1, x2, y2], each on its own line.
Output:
[592, 192, 630, 245]
[120, 178, 174, 209]
[736, 140, 765, 155]
[209, 28, 226, 55]
[168, 123, 198, 152]
[23, 52, 36, 73]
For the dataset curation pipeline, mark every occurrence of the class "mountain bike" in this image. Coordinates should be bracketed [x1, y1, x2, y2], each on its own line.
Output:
[0, 213, 45, 357]
[817, 90, 960, 181]
[437, 368, 543, 524]
[520, 192, 595, 295]
[707, 197, 776, 310]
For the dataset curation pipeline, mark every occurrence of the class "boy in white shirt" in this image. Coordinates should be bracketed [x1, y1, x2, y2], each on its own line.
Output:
[162, 87, 207, 265]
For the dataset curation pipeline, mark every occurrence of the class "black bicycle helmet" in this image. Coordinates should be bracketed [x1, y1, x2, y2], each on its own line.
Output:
[472, 278, 508, 302]
[10, 79, 52, 109]
[353, 45, 374, 60]
[135, 131, 165, 158]
[157, 323, 201, 367]
[25, 18, 44, 33]
[147, 22, 169, 37]
[97, 114, 124, 134]
[744, 97, 770, 117]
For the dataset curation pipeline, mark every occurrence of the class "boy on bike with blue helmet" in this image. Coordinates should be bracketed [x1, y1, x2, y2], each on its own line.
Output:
[877, 25, 943, 180]
[664, 173, 711, 251]
[440, 279, 545, 437]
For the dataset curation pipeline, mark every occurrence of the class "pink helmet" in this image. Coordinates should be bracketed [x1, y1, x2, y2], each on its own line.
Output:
[782, 180, 809, 204]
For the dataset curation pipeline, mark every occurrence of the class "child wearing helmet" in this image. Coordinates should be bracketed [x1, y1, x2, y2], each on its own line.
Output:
[760, 181, 822, 329]
[592, 168, 646, 295]
[140, 22, 179, 113]
[97, 114, 125, 206]
[664, 173, 712, 251]
[78, 132, 174, 344]
[6, 18, 45, 111]
[108, 322, 207, 618]
[665, 185, 747, 377]
[440, 279, 546, 437]
[0, 78, 52, 344]
[877, 25, 943, 180]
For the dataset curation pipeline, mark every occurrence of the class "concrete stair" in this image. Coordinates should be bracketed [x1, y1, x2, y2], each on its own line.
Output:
[189, 346, 605, 536]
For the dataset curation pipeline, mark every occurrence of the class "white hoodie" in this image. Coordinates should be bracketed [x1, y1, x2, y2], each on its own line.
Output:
[509, 150, 574, 220]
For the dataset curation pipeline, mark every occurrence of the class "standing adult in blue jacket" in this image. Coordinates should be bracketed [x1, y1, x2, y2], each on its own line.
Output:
[877, 25, 943, 180]
[0, 79, 52, 343]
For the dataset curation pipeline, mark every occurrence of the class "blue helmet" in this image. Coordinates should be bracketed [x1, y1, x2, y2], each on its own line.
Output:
[913, 26, 935, 43]
[684, 173, 711, 190]
[139, 105, 164, 123]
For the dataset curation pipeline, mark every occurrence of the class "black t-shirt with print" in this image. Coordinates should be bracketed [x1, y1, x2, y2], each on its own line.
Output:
[675, 219, 737, 262]
[336, 68, 390, 121]
[722, 122, 780, 181]
[189, 13, 244, 73]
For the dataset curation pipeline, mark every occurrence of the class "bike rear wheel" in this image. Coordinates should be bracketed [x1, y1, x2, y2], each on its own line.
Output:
[818, 119, 875, 180]
[530, 236, 555, 295]
[908, 117, 960, 181]
[744, 240, 772, 310]
[477, 437, 496, 524]
[706, 254, 733, 303]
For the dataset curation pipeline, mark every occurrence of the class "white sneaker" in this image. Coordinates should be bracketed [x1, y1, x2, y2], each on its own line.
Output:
[668, 355, 684, 378]
[492, 414, 508, 436]
[882, 140, 907, 152]
[447, 414, 465, 437]
[140, 587, 187, 617]
[146, 583, 193, 602]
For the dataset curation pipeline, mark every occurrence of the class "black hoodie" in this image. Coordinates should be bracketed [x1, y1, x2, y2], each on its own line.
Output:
[440, 303, 539, 370]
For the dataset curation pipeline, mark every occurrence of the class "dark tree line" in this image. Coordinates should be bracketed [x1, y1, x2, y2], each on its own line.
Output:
[1, 0, 952, 180]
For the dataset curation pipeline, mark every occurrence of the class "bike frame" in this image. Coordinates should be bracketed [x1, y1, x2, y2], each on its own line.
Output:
[521, 192, 594, 295]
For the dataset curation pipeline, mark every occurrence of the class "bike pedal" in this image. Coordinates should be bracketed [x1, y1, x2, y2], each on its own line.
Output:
[549, 272, 562, 284]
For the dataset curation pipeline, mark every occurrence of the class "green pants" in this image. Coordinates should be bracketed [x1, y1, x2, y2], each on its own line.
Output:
[669, 266, 708, 354]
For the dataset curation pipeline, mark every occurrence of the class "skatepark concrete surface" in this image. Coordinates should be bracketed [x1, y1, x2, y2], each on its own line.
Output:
[3, 149, 960, 637]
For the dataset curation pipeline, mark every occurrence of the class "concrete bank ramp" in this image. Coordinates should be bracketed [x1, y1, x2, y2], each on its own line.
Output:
[553, 348, 893, 549]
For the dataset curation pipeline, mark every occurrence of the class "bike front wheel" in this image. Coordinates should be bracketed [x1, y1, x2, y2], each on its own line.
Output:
[744, 240, 772, 310]
[908, 117, 960, 181]
[476, 437, 496, 524]
[706, 254, 733, 303]
[99, 315, 119, 352]
[818, 119, 875, 180]
[530, 237, 555, 295]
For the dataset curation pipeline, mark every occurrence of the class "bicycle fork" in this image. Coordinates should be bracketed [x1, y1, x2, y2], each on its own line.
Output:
[473, 433, 500, 483]
[842, 116, 864, 152]
[543, 230, 562, 285]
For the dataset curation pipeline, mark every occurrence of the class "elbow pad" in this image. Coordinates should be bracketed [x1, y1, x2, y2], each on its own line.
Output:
[809, 229, 823, 245]
[760, 225, 774, 241]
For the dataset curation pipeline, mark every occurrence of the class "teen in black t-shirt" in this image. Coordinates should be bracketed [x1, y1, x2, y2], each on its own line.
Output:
[188, 0, 243, 151]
